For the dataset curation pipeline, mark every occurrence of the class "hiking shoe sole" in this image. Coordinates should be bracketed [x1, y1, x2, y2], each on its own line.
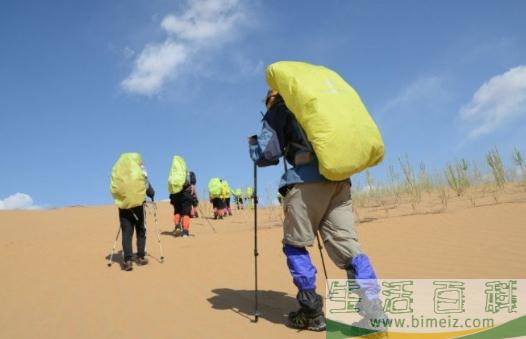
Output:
[122, 261, 133, 271]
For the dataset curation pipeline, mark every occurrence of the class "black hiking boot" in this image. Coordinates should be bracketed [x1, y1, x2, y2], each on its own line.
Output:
[122, 261, 133, 271]
[173, 225, 182, 237]
[286, 309, 326, 331]
[136, 257, 149, 266]
[182, 229, 189, 238]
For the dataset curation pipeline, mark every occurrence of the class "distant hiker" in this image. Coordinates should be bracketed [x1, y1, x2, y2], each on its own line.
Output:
[233, 188, 244, 210]
[168, 156, 196, 238]
[248, 62, 385, 332]
[110, 153, 155, 271]
[208, 177, 225, 219]
[245, 186, 254, 209]
[221, 179, 233, 216]
[190, 191, 199, 218]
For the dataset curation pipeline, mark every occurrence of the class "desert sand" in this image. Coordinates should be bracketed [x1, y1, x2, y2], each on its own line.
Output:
[1, 189, 525, 339]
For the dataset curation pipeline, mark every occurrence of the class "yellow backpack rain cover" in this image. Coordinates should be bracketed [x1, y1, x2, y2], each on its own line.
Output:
[208, 177, 222, 199]
[245, 187, 253, 199]
[168, 155, 187, 194]
[221, 180, 231, 198]
[110, 153, 147, 209]
[266, 61, 384, 180]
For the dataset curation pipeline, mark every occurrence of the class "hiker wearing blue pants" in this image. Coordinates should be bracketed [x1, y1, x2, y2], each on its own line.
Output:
[249, 90, 385, 331]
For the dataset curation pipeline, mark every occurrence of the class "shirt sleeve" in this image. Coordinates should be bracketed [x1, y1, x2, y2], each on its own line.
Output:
[249, 104, 288, 167]
[146, 179, 155, 199]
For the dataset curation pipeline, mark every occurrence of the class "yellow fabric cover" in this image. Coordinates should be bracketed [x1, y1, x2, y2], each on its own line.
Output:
[110, 153, 146, 209]
[220, 180, 231, 198]
[208, 178, 222, 199]
[245, 187, 253, 199]
[266, 61, 384, 180]
[167, 155, 187, 194]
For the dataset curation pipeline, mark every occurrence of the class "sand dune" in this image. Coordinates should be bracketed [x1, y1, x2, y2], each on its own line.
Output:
[1, 192, 525, 338]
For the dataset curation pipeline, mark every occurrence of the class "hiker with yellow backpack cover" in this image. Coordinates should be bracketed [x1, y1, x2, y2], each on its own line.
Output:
[220, 179, 233, 216]
[249, 61, 386, 332]
[168, 156, 196, 238]
[233, 188, 244, 210]
[208, 177, 225, 219]
[109, 153, 155, 271]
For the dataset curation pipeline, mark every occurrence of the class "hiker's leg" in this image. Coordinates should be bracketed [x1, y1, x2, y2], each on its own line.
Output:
[282, 183, 329, 247]
[319, 182, 385, 328]
[226, 197, 232, 215]
[320, 182, 380, 301]
[211, 199, 217, 218]
[174, 213, 181, 226]
[217, 199, 225, 217]
[181, 190, 193, 234]
[134, 205, 147, 259]
[283, 245, 323, 313]
[282, 183, 330, 314]
[119, 208, 134, 262]
[319, 182, 363, 269]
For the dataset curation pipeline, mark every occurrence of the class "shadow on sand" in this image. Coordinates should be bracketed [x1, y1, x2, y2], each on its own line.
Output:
[207, 288, 298, 325]
[104, 250, 163, 266]
[105, 250, 124, 265]
[160, 230, 176, 237]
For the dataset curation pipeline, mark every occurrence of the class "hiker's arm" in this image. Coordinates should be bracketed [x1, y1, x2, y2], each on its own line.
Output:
[146, 179, 155, 200]
[249, 105, 287, 167]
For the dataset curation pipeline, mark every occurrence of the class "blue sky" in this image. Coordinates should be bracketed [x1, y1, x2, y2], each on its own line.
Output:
[1, 0, 525, 208]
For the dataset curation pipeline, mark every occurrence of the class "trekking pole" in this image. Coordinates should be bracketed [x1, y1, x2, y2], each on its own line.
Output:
[197, 204, 217, 233]
[253, 162, 260, 322]
[150, 200, 165, 263]
[107, 225, 121, 267]
[316, 231, 331, 297]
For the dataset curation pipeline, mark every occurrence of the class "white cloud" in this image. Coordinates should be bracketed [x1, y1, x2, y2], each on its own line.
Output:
[0, 193, 40, 210]
[460, 65, 526, 138]
[161, 0, 244, 43]
[379, 76, 446, 115]
[122, 41, 189, 95]
[122, 0, 248, 96]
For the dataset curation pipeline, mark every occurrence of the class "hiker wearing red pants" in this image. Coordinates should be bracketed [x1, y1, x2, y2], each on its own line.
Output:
[169, 170, 196, 238]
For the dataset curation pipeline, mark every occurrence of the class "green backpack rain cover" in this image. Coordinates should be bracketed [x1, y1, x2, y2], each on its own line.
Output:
[110, 153, 146, 209]
[266, 61, 384, 180]
[208, 177, 222, 199]
[168, 155, 187, 194]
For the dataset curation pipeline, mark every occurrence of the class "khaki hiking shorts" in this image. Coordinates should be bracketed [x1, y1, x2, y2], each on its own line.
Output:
[282, 181, 362, 268]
